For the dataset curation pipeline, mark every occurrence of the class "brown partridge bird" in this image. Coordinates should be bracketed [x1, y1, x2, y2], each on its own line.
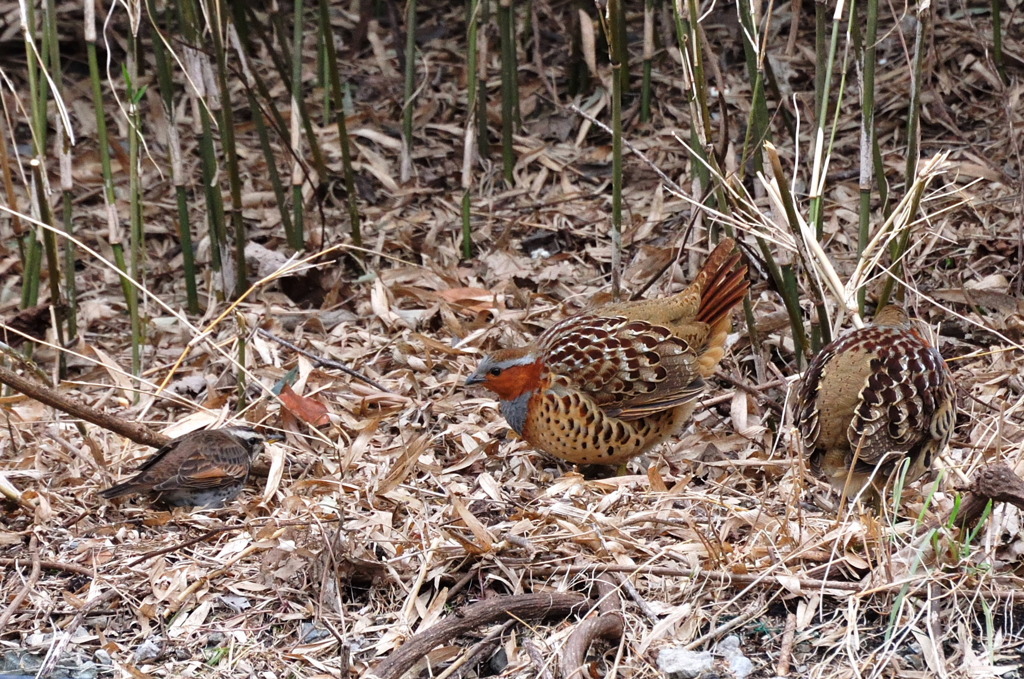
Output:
[100, 427, 267, 508]
[795, 305, 957, 504]
[466, 238, 748, 465]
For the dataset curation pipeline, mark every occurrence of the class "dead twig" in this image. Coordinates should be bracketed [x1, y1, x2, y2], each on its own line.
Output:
[528, 563, 864, 592]
[256, 327, 391, 392]
[0, 536, 41, 634]
[366, 593, 591, 679]
[775, 611, 798, 676]
[0, 557, 94, 578]
[35, 589, 118, 678]
[954, 462, 1024, 530]
[560, 575, 623, 678]
[0, 364, 168, 449]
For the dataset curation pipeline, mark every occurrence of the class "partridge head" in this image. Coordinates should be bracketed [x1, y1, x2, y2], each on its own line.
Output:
[467, 238, 749, 466]
[100, 426, 268, 508]
[795, 305, 957, 505]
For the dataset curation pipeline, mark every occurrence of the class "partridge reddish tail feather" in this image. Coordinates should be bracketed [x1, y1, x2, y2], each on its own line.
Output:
[795, 305, 957, 506]
[466, 238, 749, 465]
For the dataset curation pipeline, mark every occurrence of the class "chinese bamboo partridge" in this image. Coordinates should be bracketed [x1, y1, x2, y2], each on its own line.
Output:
[466, 238, 749, 465]
[795, 305, 957, 503]
[100, 427, 267, 508]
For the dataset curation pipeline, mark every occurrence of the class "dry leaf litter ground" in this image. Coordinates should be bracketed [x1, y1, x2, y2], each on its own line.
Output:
[2, 1, 1024, 678]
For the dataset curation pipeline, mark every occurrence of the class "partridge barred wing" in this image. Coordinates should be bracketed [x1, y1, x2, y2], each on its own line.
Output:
[537, 315, 705, 420]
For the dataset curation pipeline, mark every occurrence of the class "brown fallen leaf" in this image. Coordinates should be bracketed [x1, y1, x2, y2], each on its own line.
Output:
[279, 384, 330, 427]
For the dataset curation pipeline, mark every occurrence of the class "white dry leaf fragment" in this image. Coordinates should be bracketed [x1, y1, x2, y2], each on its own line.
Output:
[78, 300, 117, 328]
[250, 330, 277, 368]
[219, 594, 251, 613]
[476, 472, 503, 502]
[214, 534, 255, 561]
[657, 646, 713, 678]
[159, 410, 222, 440]
[729, 390, 749, 434]
[966, 273, 1010, 291]
[350, 140, 400, 193]
[244, 241, 291, 279]
[262, 439, 285, 503]
[168, 600, 213, 639]
[88, 343, 135, 398]
[774, 575, 803, 596]
[718, 635, 754, 679]
[272, 554, 307, 581]
[163, 375, 209, 402]
[133, 636, 165, 663]
[370, 278, 401, 328]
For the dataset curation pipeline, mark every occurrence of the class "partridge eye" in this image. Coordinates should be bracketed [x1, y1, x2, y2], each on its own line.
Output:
[489, 367, 503, 377]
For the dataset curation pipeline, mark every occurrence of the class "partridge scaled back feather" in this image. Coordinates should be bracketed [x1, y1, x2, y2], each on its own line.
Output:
[466, 238, 749, 465]
[795, 306, 957, 503]
[100, 427, 267, 508]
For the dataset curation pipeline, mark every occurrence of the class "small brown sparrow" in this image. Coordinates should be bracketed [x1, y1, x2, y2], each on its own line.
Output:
[100, 427, 268, 508]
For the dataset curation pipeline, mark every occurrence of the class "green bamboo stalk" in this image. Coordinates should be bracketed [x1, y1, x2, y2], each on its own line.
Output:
[20, 234, 41, 309]
[498, 0, 518, 184]
[21, 0, 44, 310]
[85, 0, 114, 204]
[734, 0, 770, 176]
[683, 0, 712, 148]
[992, 0, 1007, 85]
[58, 134, 77, 344]
[291, 0, 307, 246]
[567, 0, 590, 96]
[126, 48, 144, 379]
[807, 3, 845, 242]
[765, 143, 827, 352]
[247, 88, 297, 248]
[85, 0, 134, 332]
[606, 0, 624, 298]
[880, 10, 928, 307]
[461, 0, 483, 259]
[208, 1, 250, 297]
[476, 0, 491, 159]
[36, 161, 68, 375]
[152, 29, 199, 314]
[319, 0, 362, 251]
[402, 0, 418, 182]
[671, 0, 708, 190]
[178, 0, 226, 280]
[814, 0, 827, 125]
[43, 0, 75, 351]
[25, 0, 45, 155]
[856, 0, 880, 314]
[610, 0, 629, 100]
[641, 0, 654, 123]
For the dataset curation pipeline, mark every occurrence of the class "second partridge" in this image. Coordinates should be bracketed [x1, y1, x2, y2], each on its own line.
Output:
[466, 238, 749, 465]
[795, 305, 957, 503]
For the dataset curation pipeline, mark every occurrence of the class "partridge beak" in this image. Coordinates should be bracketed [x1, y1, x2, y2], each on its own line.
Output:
[465, 372, 484, 387]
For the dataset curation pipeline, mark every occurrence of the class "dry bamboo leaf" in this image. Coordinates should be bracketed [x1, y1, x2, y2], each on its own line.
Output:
[279, 384, 330, 427]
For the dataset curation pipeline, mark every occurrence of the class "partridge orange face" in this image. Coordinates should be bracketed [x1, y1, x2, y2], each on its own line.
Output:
[796, 305, 957, 505]
[467, 238, 749, 466]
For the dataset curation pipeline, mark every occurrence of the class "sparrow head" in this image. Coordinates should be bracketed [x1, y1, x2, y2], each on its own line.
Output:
[221, 426, 274, 456]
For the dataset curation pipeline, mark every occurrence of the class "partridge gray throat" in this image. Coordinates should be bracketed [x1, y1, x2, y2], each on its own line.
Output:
[466, 238, 749, 465]
[100, 426, 267, 508]
[795, 305, 957, 504]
